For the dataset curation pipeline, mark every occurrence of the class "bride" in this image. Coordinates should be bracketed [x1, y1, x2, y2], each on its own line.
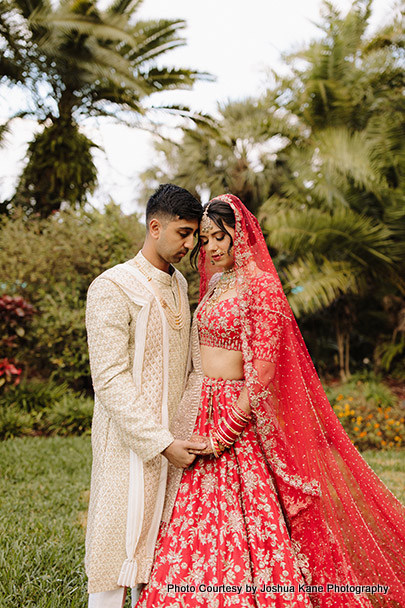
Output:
[137, 194, 405, 607]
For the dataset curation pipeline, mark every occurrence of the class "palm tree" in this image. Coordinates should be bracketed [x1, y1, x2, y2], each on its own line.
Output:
[259, 0, 405, 378]
[139, 97, 306, 213]
[0, 0, 211, 215]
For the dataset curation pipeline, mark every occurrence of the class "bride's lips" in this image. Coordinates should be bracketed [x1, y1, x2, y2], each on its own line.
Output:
[211, 254, 223, 261]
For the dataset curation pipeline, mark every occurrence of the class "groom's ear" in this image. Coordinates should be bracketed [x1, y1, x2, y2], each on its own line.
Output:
[148, 217, 163, 239]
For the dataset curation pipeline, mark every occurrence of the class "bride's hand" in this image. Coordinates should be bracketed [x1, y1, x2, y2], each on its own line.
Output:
[188, 434, 214, 455]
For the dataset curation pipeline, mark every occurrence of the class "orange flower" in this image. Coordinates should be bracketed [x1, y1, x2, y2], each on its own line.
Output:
[354, 427, 359, 432]
[374, 423, 380, 429]
[359, 432, 367, 438]
[377, 431, 382, 436]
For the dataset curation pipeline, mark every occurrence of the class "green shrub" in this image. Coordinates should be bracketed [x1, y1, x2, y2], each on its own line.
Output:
[325, 373, 404, 450]
[0, 406, 33, 440]
[1, 379, 68, 412]
[0, 204, 145, 389]
[46, 393, 93, 436]
[0, 380, 93, 438]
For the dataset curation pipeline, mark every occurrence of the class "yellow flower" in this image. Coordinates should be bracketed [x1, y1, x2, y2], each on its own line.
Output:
[381, 440, 387, 446]
[338, 413, 344, 418]
[337, 394, 344, 401]
[357, 416, 363, 422]
[394, 436, 401, 442]
[350, 410, 355, 415]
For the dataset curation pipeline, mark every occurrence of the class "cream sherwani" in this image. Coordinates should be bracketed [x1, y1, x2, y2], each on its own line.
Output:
[85, 251, 190, 594]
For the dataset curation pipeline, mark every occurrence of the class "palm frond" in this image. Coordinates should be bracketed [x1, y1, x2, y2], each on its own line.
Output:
[262, 205, 396, 264]
[105, 0, 143, 16]
[285, 255, 366, 316]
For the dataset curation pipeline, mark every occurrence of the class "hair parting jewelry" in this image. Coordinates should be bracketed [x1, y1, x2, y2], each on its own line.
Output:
[200, 203, 212, 234]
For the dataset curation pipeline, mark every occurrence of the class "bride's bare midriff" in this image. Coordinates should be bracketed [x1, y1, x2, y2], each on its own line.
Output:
[200, 345, 244, 380]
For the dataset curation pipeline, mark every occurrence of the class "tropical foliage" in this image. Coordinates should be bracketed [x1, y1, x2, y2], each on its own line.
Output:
[0, 0, 210, 215]
[140, 0, 405, 379]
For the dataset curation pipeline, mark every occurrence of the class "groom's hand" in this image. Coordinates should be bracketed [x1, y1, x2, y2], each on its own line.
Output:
[162, 439, 206, 468]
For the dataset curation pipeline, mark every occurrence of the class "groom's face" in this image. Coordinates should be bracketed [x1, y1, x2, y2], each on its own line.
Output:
[152, 216, 199, 264]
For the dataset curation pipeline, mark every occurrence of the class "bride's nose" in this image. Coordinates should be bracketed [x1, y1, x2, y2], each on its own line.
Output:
[206, 238, 217, 252]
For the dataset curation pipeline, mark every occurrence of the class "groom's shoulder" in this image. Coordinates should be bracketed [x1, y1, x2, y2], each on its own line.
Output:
[89, 261, 129, 284]
[87, 259, 143, 297]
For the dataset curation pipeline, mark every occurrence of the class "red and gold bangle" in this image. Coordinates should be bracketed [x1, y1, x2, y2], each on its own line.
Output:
[211, 401, 251, 455]
[209, 431, 226, 458]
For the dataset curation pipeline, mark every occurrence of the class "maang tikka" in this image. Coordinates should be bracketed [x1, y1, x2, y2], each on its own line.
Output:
[200, 203, 212, 234]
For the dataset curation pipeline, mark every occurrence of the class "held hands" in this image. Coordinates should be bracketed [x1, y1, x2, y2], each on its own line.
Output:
[188, 434, 214, 455]
[162, 438, 207, 468]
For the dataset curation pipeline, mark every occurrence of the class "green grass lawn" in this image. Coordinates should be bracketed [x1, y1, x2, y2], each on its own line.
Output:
[0, 437, 404, 607]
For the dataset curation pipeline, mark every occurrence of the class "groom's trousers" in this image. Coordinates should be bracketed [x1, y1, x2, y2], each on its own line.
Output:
[88, 585, 143, 608]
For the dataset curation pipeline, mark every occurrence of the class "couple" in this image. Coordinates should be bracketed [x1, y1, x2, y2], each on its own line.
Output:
[85, 185, 405, 608]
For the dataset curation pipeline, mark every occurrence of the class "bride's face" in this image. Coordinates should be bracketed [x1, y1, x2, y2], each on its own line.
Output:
[200, 221, 235, 270]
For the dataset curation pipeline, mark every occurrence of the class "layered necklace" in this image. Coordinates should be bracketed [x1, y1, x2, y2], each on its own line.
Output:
[134, 261, 185, 330]
[206, 267, 237, 308]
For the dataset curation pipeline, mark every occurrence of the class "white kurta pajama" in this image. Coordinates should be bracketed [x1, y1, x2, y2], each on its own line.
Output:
[85, 252, 190, 596]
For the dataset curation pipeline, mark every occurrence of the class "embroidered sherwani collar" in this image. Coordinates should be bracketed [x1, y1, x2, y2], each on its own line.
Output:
[130, 251, 176, 287]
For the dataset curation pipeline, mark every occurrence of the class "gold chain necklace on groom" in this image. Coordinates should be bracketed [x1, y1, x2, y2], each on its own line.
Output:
[133, 261, 186, 330]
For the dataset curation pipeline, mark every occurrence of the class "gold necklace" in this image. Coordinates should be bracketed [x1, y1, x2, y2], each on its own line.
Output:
[134, 261, 185, 330]
[206, 267, 237, 308]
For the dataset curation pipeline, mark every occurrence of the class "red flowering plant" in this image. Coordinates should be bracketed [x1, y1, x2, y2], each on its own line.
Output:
[0, 295, 36, 389]
[0, 358, 22, 387]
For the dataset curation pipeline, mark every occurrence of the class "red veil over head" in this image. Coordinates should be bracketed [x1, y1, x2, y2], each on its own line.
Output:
[198, 194, 405, 608]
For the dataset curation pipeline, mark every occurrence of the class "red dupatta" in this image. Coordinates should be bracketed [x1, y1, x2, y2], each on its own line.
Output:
[198, 194, 405, 608]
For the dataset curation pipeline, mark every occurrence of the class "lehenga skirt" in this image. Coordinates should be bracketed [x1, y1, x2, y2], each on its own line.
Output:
[137, 377, 313, 607]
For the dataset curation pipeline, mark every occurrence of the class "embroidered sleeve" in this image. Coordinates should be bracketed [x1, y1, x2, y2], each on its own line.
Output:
[86, 277, 174, 461]
[250, 278, 288, 364]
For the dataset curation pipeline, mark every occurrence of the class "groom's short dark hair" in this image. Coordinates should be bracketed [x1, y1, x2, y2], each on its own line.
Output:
[146, 184, 202, 225]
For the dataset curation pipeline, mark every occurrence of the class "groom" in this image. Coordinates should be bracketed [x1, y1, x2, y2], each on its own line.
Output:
[85, 184, 206, 608]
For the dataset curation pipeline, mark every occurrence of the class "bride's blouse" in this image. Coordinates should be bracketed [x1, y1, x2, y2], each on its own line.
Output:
[196, 296, 242, 352]
[197, 273, 286, 365]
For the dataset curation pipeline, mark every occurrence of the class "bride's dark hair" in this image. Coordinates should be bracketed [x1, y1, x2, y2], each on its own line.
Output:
[190, 199, 236, 268]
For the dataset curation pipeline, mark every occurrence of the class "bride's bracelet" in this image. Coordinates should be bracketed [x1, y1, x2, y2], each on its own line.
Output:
[211, 402, 251, 456]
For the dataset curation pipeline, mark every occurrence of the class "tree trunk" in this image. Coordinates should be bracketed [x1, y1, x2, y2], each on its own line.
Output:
[335, 317, 351, 381]
[335, 319, 346, 381]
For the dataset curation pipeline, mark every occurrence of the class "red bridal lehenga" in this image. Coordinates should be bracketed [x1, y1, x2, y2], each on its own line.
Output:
[137, 196, 405, 608]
